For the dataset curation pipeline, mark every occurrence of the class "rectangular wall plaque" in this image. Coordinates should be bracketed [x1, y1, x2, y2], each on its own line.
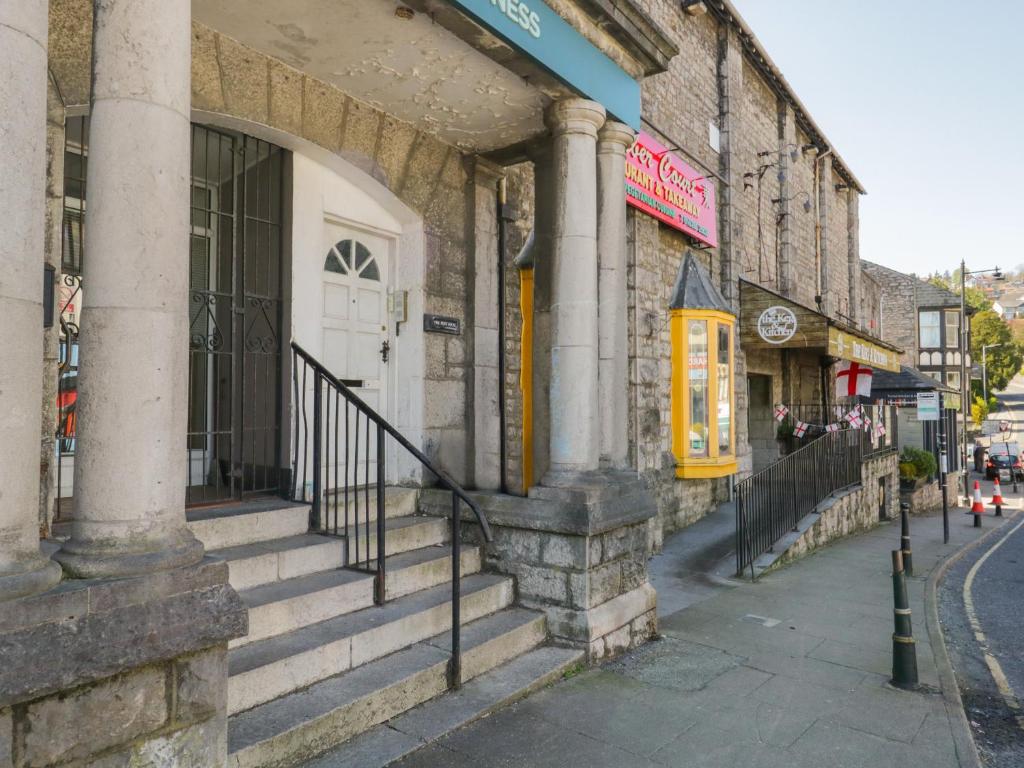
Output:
[424, 314, 461, 335]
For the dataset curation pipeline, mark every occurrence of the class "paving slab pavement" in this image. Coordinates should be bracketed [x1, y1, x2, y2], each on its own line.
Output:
[390, 503, 1013, 767]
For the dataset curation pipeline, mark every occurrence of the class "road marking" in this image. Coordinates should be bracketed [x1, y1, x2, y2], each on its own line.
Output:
[963, 514, 1024, 730]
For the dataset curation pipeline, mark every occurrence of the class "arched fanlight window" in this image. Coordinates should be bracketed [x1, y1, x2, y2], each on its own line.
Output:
[323, 239, 379, 281]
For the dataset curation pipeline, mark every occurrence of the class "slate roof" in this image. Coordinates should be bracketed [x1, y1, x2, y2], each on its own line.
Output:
[914, 279, 961, 309]
[669, 251, 731, 313]
[870, 365, 956, 395]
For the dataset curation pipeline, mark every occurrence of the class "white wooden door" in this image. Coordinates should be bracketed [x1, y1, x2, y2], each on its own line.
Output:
[320, 223, 389, 488]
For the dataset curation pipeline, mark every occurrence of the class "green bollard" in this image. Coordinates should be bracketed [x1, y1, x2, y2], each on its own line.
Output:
[900, 502, 913, 577]
[890, 550, 919, 689]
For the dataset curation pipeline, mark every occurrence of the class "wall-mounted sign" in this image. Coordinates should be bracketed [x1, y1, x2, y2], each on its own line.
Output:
[444, 0, 640, 128]
[916, 391, 940, 421]
[756, 306, 797, 344]
[827, 327, 899, 372]
[424, 314, 461, 335]
[625, 131, 717, 247]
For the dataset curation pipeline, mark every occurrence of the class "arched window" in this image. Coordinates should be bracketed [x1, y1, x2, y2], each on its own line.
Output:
[324, 239, 379, 281]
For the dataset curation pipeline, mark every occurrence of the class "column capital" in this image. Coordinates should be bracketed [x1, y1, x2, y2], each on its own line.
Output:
[597, 121, 636, 153]
[544, 99, 606, 138]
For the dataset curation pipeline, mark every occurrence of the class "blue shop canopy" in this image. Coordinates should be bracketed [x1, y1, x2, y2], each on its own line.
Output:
[444, 0, 641, 129]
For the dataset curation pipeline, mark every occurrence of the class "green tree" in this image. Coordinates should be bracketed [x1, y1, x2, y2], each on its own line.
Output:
[970, 310, 1023, 394]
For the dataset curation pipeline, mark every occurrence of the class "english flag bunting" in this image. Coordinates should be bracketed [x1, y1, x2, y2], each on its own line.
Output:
[774, 404, 789, 422]
[836, 361, 873, 398]
[844, 408, 863, 428]
[794, 421, 809, 438]
[825, 423, 840, 433]
[875, 422, 887, 439]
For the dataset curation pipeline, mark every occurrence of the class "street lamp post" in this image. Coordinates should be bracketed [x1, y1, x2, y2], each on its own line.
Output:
[982, 343, 1003, 404]
[960, 260, 1004, 498]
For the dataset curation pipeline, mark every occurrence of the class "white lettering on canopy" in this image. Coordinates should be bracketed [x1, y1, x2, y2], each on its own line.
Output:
[490, 0, 541, 38]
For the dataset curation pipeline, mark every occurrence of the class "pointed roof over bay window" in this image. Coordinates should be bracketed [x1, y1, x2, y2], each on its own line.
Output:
[669, 251, 731, 313]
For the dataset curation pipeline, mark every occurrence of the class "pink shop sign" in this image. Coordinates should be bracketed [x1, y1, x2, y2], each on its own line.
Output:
[624, 131, 717, 247]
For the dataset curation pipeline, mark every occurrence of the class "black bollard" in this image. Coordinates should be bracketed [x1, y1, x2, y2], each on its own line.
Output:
[900, 502, 913, 577]
[891, 550, 919, 689]
[974, 511, 982, 528]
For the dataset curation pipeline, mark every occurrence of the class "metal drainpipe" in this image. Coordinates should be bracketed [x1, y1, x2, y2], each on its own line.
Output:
[813, 148, 833, 310]
[497, 178, 509, 495]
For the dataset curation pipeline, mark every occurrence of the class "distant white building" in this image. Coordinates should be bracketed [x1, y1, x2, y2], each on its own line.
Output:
[993, 295, 1024, 318]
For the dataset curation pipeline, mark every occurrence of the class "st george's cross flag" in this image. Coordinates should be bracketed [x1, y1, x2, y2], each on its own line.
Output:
[825, 423, 840, 433]
[874, 421, 887, 439]
[773, 404, 789, 422]
[844, 407, 864, 429]
[836, 360, 873, 398]
[794, 420, 810, 438]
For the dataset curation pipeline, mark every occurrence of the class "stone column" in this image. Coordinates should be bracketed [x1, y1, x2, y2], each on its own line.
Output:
[56, 0, 203, 577]
[596, 121, 634, 469]
[0, 0, 63, 600]
[543, 99, 605, 478]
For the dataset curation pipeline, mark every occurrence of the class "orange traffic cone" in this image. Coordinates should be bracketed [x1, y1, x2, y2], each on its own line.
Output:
[971, 480, 984, 527]
[992, 477, 1004, 517]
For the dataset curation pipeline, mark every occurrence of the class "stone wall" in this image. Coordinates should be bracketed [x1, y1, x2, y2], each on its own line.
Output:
[901, 478, 944, 516]
[825, 167, 852, 321]
[0, 560, 246, 767]
[771, 452, 899, 569]
[503, 163, 537, 495]
[420, 483, 658, 661]
[862, 260, 920, 366]
[860, 267, 883, 338]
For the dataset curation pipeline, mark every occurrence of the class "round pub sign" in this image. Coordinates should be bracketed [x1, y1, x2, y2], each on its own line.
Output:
[757, 306, 797, 344]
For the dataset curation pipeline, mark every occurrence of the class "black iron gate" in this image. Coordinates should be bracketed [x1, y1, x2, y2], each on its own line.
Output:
[186, 125, 286, 506]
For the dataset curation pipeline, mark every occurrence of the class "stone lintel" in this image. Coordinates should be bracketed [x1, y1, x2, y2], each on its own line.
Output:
[0, 558, 246, 708]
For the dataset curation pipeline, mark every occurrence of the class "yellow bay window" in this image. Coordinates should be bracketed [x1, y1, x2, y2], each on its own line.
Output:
[669, 253, 736, 479]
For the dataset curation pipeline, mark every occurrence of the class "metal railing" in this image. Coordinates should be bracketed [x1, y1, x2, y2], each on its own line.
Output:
[290, 342, 492, 687]
[735, 427, 864, 578]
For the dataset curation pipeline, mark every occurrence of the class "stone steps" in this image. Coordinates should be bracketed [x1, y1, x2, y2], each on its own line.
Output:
[323, 485, 418, 524]
[231, 538, 476, 650]
[210, 533, 345, 591]
[226, 607, 550, 768]
[227, 570, 506, 716]
[303, 645, 585, 768]
[342, 514, 448, 563]
[187, 502, 309, 551]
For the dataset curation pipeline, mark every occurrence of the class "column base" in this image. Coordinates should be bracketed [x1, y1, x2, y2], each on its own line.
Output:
[421, 470, 658, 661]
[55, 528, 204, 579]
[0, 555, 62, 602]
[0, 558, 246, 767]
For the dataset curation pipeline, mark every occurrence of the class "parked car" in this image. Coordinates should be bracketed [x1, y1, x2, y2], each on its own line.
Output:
[985, 441, 1023, 481]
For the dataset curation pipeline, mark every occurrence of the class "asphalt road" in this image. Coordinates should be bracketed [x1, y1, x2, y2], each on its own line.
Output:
[939, 375, 1024, 766]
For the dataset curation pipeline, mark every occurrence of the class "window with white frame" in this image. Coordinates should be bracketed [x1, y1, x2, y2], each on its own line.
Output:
[919, 311, 940, 349]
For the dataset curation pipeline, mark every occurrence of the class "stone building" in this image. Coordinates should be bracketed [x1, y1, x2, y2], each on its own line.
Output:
[500, 0, 901, 545]
[861, 260, 966, 474]
[2, 0, 677, 764]
[1, 0, 900, 764]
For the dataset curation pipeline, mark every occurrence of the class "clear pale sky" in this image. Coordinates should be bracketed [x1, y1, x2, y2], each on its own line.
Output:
[730, 0, 1024, 278]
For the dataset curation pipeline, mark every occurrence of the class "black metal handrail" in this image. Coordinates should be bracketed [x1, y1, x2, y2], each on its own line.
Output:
[290, 342, 491, 688]
[735, 427, 864, 579]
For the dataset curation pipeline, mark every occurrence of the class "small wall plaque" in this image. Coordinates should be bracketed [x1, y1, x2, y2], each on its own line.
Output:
[424, 314, 461, 335]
